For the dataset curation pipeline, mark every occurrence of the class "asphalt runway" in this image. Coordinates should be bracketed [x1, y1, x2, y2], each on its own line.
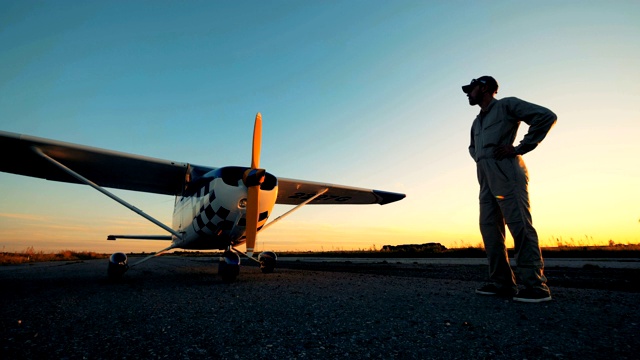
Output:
[281, 257, 640, 269]
[1, 256, 638, 359]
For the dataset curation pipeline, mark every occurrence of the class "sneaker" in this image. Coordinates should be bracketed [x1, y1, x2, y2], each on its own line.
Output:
[513, 288, 552, 303]
[475, 284, 518, 297]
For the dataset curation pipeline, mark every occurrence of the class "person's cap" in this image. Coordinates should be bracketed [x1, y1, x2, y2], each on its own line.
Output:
[462, 76, 499, 94]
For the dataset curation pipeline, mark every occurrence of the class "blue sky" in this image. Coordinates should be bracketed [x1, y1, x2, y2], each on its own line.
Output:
[1, 1, 639, 253]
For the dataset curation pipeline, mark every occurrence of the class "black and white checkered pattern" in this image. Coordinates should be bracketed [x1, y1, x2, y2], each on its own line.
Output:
[190, 178, 272, 238]
[192, 181, 234, 236]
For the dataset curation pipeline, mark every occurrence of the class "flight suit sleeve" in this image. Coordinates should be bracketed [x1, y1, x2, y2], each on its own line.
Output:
[469, 124, 476, 160]
[506, 97, 557, 155]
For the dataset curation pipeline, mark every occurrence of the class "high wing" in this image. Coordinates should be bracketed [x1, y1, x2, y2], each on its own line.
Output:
[276, 178, 405, 205]
[0, 130, 192, 195]
[0, 130, 404, 205]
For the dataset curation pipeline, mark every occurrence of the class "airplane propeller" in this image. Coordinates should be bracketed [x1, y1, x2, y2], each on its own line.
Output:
[242, 113, 265, 258]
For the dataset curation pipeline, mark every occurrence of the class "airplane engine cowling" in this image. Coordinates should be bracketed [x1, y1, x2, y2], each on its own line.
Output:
[108, 252, 129, 279]
[258, 251, 277, 273]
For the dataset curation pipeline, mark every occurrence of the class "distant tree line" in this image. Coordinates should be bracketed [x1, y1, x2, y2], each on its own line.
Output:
[381, 243, 447, 253]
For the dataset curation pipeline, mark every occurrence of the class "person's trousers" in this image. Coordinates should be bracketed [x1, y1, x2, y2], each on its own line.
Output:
[476, 156, 549, 291]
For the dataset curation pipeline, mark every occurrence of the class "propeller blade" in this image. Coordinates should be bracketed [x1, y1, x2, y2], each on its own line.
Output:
[245, 185, 260, 258]
[251, 113, 262, 169]
[245, 112, 263, 258]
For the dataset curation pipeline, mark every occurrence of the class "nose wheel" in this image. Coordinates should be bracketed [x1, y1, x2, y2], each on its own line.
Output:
[218, 249, 240, 283]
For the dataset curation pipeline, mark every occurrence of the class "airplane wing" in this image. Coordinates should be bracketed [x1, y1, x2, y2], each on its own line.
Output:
[0, 131, 405, 204]
[276, 177, 405, 205]
[0, 130, 193, 195]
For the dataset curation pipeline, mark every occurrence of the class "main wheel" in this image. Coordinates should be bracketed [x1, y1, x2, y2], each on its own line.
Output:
[218, 250, 241, 283]
[258, 251, 277, 274]
[107, 252, 129, 280]
[218, 261, 240, 283]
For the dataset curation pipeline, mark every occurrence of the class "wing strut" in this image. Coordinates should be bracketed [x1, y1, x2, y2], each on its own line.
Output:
[231, 246, 261, 264]
[32, 146, 183, 240]
[130, 245, 177, 267]
[261, 188, 329, 232]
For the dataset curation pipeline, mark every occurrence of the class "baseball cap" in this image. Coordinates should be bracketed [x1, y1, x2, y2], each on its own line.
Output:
[462, 76, 499, 94]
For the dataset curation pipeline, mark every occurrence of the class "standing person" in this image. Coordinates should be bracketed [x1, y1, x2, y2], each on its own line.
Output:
[463, 76, 557, 303]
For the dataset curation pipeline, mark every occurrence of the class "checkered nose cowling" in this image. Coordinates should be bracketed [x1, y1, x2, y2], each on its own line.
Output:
[191, 175, 278, 244]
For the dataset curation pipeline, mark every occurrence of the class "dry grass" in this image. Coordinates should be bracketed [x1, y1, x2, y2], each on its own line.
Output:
[0, 246, 108, 265]
[544, 244, 640, 252]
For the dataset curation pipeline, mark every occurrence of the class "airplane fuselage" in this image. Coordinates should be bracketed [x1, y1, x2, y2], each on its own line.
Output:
[170, 166, 278, 250]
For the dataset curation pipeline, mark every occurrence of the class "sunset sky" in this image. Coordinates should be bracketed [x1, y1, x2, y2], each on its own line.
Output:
[1, 1, 639, 253]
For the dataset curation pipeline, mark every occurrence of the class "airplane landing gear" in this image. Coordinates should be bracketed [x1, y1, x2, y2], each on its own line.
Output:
[218, 249, 240, 283]
[218, 248, 278, 281]
[258, 251, 277, 274]
[107, 252, 129, 280]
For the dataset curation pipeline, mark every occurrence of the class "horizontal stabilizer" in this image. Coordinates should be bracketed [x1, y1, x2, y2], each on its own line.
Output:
[107, 235, 173, 241]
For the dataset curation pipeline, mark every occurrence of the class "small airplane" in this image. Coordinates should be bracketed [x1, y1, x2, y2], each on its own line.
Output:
[0, 114, 405, 281]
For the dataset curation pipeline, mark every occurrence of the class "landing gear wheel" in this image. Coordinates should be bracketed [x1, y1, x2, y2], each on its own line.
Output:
[218, 250, 241, 283]
[218, 261, 240, 283]
[259, 258, 275, 273]
[107, 252, 129, 280]
[258, 251, 277, 274]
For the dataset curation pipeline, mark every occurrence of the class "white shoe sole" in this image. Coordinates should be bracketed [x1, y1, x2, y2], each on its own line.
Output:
[475, 290, 498, 295]
[513, 295, 552, 303]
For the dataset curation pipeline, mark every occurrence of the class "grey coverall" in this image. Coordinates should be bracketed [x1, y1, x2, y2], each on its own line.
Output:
[469, 97, 557, 291]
